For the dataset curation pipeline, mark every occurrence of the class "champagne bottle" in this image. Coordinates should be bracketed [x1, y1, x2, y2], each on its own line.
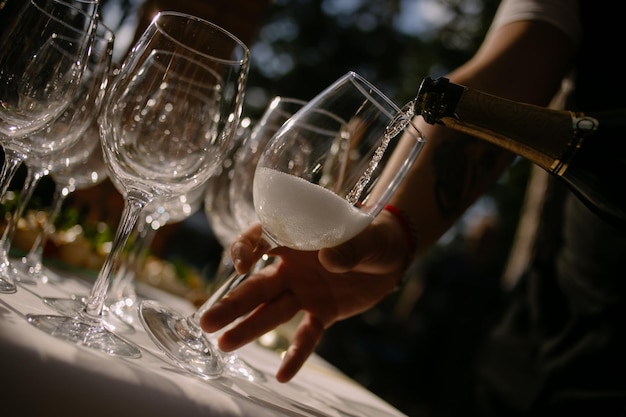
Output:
[412, 76, 626, 231]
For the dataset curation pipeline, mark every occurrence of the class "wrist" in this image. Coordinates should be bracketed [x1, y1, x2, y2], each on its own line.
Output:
[383, 205, 417, 266]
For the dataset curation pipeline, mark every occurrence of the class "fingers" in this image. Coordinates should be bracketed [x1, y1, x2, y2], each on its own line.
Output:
[276, 313, 325, 383]
[230, 223, 265, 273]
[200, 266, 282, 333]
[213, 299, 326, 383]
[216, 290, 300, 351]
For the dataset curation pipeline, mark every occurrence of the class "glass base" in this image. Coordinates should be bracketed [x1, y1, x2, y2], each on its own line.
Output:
[0, 276, 17, 293]
[43, 296, 86, 316]
[108, 297, 138, 327]
[43, 296, 136, 333]
[14, 260, 63, 286]
[139, 299, 223, 379]
[27, 314, 141, 358]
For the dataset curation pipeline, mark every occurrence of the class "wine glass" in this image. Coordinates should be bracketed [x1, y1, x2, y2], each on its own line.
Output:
[251, 72, 424, 250]
[3, 20, 114, 287]
[106, 182, 208, 327]
[26, 12, 250, 360]
[0, 0, 98, 293]
[138, 72, 425, 380]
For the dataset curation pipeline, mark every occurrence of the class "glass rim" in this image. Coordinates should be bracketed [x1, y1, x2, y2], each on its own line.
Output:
[152, 11, 250, 67]
[30, 0, 98, 35]
[269, 96, 308, 107]
[144, 49, 224, 90]
[335, 71, 425, 143]
[94, 20, 115, 42]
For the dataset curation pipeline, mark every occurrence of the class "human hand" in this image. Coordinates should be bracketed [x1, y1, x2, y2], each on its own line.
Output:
[200, 209, 409, 382]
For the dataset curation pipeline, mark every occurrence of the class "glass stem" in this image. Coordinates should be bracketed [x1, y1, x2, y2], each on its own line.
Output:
[212, 250, 235, 290]
[109, 216, 156, 303]
[84, 193, 146, 319]
[23, 184, 68, 275]
[192, 270, 249, 326]
[0, 148, 25, 201]
[0, 166, 45, 266]
[192, 235, 275, 326]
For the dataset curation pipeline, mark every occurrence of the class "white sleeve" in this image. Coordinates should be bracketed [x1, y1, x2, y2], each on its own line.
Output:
[489, 0, 582, 45]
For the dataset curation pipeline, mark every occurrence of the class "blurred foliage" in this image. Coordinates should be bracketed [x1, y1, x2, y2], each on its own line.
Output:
[98, 0, 502, 115]
[54, 205, 82, 230]
[243, 0, 502, 117]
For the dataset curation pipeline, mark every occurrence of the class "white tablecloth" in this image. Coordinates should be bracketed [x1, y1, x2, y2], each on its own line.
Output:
[0, 265, 407, 417]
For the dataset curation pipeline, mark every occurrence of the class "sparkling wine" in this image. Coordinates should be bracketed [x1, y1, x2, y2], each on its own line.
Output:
[253, 167, 374, 250]
[412, 76, 626, 231]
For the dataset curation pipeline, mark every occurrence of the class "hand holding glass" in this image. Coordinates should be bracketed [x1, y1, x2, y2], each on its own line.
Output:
[139, 71, 425, 379]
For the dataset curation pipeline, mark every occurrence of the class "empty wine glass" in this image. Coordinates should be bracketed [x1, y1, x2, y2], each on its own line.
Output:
[139, 72, 426, 381]
[3, 20, 114, 288]
[26, 12, 250, 360]
[0, 0, 98, 293]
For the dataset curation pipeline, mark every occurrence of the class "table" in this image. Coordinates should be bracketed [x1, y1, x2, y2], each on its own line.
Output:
[0, 265, 407, 417]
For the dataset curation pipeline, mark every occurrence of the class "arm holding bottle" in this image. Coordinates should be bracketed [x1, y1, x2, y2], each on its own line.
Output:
[200, 19, 576, 383]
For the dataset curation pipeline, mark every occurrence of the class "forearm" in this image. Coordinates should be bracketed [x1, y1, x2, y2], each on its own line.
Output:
[389, 19, 575, 262]
[389, 122, 515, 261]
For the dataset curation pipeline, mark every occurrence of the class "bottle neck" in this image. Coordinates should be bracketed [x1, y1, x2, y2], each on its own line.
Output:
[413, 77, 590, 175]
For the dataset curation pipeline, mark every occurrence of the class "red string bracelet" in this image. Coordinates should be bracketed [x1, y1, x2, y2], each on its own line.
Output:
[384, 205, 417, 259]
